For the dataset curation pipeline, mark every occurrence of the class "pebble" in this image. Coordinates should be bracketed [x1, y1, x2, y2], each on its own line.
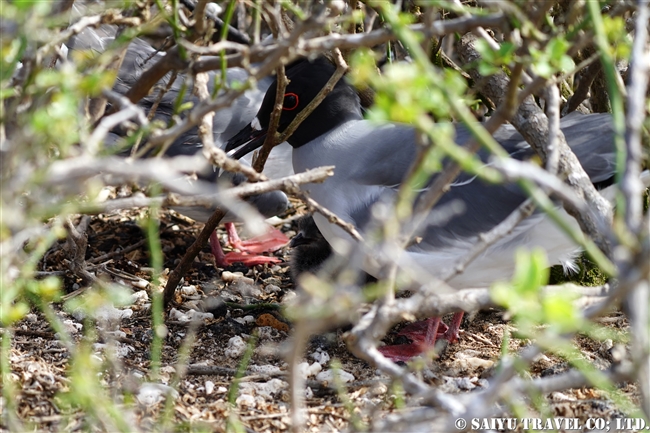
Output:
[282, 291, 297, 304]
[235, 393, 256, 407]
[311, 350, 330, 365]
[62, 319, 82, 334]
[187, 310, 213, 320]
[231, 281, 262, 298]
[180, 285, 198, 296]
[297, 362, 323, 379]
[264, 284, 281, 294]
[137, 383, 179, 406]
[239, 378, 287, 399]
[168, 308, 189, 322]
[225, 336, 247, 358]
[233, 315, 255, 325]
[131, 290, 149, 303]
[93, 305, 133, 325]
[132, 279, 149, 289]
[257, 326, 280, 341]
[369, 382, 388, 396]
[249, 364, 283, 376]
[454, 350, 494, 370]
[205, 381, 215, 395]
[316, 368, 355, 383]
[169, 308, 214, 322]
[221, 271, 254, 285]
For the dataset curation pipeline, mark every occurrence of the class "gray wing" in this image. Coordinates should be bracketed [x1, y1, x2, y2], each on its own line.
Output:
[420, 114, 616, 248]
[349, 114, 615, 249]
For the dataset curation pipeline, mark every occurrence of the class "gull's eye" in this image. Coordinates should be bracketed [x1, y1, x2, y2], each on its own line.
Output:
[283, 92, 299, 111]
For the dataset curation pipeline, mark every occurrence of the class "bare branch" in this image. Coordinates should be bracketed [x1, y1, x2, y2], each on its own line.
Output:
[457, 33, 614, 256]
[622, 0, 650, 419]
[442, 199, 536, 282]
[543, 85, 561, 175]
[253, 63, 288, 173]
[86, 90, 149, 154]
[163, 207, 225, 306]
[621, 1, 650, 235]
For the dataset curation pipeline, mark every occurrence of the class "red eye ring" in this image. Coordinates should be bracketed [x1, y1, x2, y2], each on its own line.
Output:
[282, 92, 299, 111]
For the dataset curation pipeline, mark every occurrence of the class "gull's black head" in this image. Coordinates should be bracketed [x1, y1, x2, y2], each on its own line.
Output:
[225, 57, 361, 159]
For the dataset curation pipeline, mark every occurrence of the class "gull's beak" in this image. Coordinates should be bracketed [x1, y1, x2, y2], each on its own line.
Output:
[225, 118, 268, 160]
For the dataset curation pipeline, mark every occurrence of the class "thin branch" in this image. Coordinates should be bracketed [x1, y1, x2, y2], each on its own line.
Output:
[564, 59, 602, 115]
[280, 49, 348, 144]
[63, 216, 95, 286]
[622, 0, 650, 419]
[252, 63, 288, 173]
[192, 0, 209, 37]
[177, 38, 247, 55]
[298, 194, 363, 242]
[442, 199, 536, 282]
[86, 90, 149, 154]
[457, 33, 614, 257]
[87, 240, 147, 264]
[190, 13, 507, 73]
[544, 84, 560, 175]
[178, 0, 251, 44]
[163, 207, 225, 306]
[122, 45, 188, 106]
[621, 1, 650, 235]
[73, 166, 334, 217]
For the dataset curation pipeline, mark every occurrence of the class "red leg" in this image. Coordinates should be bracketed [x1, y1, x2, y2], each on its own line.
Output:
[220, 223, 287, 266]
[442, 311, 464, 343]
[378, 317, 442, 362]
[397, 319, 448, 344]
[424, 317, 441, 346]
[378, 313, 465, 363]
[209, 231, 230, 268]
[225, 223, 288, 253]
[225, 222, 244, 250]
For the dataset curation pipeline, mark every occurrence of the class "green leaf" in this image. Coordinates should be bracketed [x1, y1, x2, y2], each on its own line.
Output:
[542, 292, 581, 332]
[548, 37, 569, 62]
[478, 62, 500, 77]
[532, 60, 553, 78]
[558, 55, 575, 73]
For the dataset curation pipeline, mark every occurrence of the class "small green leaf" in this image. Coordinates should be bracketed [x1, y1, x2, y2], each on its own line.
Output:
[478, 62, 500, 77]
[532, 61, 553, 78]
[558, 55, 575, 73]
[548, 38, 569, 62]
[542, 292, 580, 332]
